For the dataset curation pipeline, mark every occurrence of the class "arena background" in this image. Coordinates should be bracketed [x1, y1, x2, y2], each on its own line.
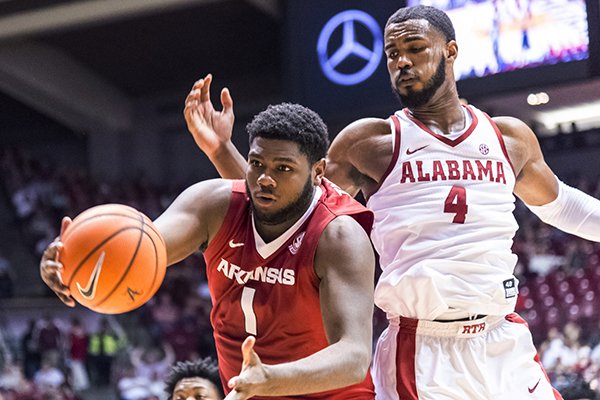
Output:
[1, 0, 600, 399]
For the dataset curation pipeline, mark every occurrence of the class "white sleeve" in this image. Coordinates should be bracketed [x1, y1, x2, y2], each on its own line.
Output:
[526, 179, 600, 242]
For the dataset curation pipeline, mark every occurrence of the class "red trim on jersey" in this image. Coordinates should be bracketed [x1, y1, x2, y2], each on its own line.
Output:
[484, 113, 517, 176]
[403, 105, 478, 147]
[505, 313, 564, 400]
[396, 317, 419, 399]
[365, 115, 401, 201]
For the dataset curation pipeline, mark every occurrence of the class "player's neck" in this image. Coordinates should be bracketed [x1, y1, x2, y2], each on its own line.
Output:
[407, 96, 465, 135]
[253, 213, 303, 243]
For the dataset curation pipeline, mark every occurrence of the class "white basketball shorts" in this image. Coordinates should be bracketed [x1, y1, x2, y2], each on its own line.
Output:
[372, 313, 563, 399]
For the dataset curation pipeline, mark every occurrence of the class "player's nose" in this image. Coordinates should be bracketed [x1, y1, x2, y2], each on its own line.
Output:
[396, 54, 412, 70]
[257, 172, 276, 187]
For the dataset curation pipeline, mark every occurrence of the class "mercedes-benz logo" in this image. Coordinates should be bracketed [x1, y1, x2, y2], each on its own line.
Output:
[317, 10, 383, 86]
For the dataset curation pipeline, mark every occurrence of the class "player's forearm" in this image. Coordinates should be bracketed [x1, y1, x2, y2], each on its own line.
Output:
[206, 141, 246, 179]
[257, 340, 370, 396]
[527, 180, 600, 242]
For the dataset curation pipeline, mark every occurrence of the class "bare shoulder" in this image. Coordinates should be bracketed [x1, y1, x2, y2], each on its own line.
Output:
[331, 117, 391, 148]
[174, 179, 232, 211]
[327, 117, 394, 196]
[492, 116, 540, 176]
[166, 179, 232, 233]
[314, 215, 373, 279]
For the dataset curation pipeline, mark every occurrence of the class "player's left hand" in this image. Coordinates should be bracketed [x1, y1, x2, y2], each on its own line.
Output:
[224, 336, 269, 400]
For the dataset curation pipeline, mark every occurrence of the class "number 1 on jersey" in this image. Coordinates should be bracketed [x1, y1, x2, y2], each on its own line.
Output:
[444, 185, 468, 223]
[241, 286, 257, 335]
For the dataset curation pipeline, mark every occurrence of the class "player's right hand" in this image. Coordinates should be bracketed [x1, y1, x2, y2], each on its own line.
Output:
[40, 217, 75, 307]
[184, 73, 235, 157]
[225, 336, 269, 400]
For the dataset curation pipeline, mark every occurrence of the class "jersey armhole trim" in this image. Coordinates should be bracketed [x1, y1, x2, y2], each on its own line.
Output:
[365, 115, 401, 201]
[204, 180, 246, 259]
[484, 113, 517, 176]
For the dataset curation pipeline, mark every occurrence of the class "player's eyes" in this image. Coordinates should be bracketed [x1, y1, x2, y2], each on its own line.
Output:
[278, 165, 292, 172]
[249, 160, 262, 168]
[387, 51, 398, 59]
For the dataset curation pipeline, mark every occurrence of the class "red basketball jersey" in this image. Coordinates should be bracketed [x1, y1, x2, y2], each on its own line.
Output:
[203, 178, 375, 399]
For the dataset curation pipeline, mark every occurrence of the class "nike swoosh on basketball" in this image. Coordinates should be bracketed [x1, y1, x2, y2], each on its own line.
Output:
[229, 240, 244, 248]
[528, 378, 541, 393]
[406, 145, 429, 155]
[77, 251, 105, 300]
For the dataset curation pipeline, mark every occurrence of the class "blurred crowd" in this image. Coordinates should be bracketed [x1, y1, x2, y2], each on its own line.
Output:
[2, 146, 600, 399]
[0, 146, 179, 261]
[0, 257, 216, 400]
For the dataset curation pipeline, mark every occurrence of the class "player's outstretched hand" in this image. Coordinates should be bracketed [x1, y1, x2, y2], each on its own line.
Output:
[225, 336, 269, 400]
[184, 73, 235, 157]
[40, 216, 75, 307]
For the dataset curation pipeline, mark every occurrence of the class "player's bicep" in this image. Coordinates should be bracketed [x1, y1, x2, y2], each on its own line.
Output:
[327, 118, 393, 198]
[495, 117, 558, 206]
[154, 179, 230, 265]
[327, 137, 362, 197]
[315, 216, 375, 346]
[325, 158, 361, 198]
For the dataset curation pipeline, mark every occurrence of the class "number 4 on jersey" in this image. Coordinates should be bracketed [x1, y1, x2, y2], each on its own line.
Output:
[444, 185, 468, 223]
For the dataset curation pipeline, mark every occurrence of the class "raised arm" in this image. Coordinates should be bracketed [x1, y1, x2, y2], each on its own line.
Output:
[327, 117, 394, 198]
[184, 74, 247, 179]
[40, 179, 232, 306]
[226, 215, 375, 399]
[497, 116, 600, 242]
[153, 179, 231, 266]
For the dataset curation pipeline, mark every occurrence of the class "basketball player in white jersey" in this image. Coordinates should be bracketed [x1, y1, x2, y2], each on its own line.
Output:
[183, 6, 600, 399]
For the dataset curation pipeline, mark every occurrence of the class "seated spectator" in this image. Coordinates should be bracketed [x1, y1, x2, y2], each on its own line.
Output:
[117, 362, 156, 400]
[33, 357, 65, 391]
[0, 359, 32, 393]
[131, 342, 175, 383]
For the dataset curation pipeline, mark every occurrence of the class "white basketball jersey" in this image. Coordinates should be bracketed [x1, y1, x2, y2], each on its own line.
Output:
[368, 105, 519, 320]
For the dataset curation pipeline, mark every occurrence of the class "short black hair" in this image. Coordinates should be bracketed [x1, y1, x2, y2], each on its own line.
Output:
[247, 103, 330, 164]
[386, 5, 455, 43]
[164, 358, 224, 397]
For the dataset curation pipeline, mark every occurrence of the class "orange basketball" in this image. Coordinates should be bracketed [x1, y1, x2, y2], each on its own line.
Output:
[59, 204, 167, 314]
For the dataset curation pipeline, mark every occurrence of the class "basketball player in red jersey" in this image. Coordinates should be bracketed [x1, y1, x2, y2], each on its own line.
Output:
[40, 103, 376, 399]
[184, 6, 600, 399]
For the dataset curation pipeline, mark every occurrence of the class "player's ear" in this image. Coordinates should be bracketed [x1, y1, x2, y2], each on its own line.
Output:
[312, 158, 326, 185]
[446, 40, 458, 62]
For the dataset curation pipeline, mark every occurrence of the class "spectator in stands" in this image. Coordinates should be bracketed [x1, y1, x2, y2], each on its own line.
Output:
[164, 358, 224, 400]
[0, 358, 36, 400]
[164, 318, 200, 362]
[36, 314, 64, 369]
[21, 319, 41, 379]
[131, 342, 175, 384]
[67, 317, 89, 392]
[149, 292, 180, 339]
[33, 356, 65, 391]
[0, 359, 26, 391]
[0, 251, 14, 298]
[117, 361, 156, 400]
[88, 317, 126, 386]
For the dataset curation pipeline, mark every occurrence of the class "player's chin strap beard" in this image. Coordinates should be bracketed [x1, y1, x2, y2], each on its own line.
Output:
[248, 179, 315, 226]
